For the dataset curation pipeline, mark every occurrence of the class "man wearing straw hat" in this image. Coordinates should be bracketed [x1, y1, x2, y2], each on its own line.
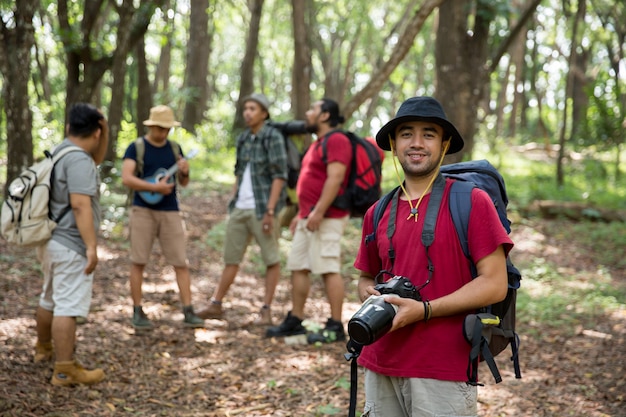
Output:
[121, 105, 204, 329]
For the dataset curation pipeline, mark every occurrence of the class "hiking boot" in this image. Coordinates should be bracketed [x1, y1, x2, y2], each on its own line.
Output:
[265, 311, 306, 338]
[132, 308, 153, 330]
[183, 306, 205, 328]
[196, 301, 223, 319]
[253, 305, 273, 326]
[51, 360, 105, 386]
[307, 318, 346, 344]
[34, 341, 54, 363]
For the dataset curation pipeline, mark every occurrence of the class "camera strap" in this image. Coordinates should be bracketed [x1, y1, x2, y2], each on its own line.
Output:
[344, 339, 363, 417]
[387, 173, 446, 283]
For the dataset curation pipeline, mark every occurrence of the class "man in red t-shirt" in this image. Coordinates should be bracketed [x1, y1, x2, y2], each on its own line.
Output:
[266, 98, 352, 344]
[354, 96, 514, 416]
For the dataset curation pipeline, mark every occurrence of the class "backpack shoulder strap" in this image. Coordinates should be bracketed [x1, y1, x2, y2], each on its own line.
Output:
[448, 180, 475, 261]
[169, 140, 181, 159]
[320, 129, 347, 164]
[134, 137, 145, 177]
[51, 145, 83, 162]
[364, 185, 399, 246]
[449, 179, 477, 278]
[420, 173, 446, 284]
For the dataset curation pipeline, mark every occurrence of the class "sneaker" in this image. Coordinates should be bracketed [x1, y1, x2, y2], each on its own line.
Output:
[307, 318, 346, 344]
[34, 341, 54, 363]
[51, 360, 105, 386]
[183, 307, 205, 328]
[265, 311, 306, 338]
[132, 308, 153, 329]
[253, 305, 273, 326]
[196, 301, 223, 319]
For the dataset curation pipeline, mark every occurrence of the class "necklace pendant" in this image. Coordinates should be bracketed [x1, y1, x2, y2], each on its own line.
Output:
[410, 207, 418, 216]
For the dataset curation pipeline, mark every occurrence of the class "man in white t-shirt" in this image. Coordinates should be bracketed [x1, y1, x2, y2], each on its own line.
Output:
[197, 94, 288, 325]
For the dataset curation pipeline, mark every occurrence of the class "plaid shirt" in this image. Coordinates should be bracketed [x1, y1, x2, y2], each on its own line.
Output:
[230, 123, 288, 219]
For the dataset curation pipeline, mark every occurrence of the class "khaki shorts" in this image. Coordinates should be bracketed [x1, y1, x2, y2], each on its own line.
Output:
[286, 216, 348, 275]
[363, 369, 477, 417]
[223, 208, 281, 266]
[38, 240, 94, 317]
[130, 206, 188, 267]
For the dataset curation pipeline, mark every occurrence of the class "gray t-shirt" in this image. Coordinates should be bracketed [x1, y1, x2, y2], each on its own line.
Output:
[50, 139, 101, 256]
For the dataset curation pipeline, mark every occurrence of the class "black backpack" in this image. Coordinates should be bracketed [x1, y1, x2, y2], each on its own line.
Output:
[266, 120, 308, 189]
[365, 159, 522, 385]
[322, 130, 383, 217]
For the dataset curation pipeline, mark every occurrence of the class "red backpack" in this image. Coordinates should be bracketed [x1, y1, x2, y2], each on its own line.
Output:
[322, 130, 383, 217]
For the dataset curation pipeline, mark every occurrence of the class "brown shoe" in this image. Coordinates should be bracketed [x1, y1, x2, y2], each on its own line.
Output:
[253, 306, 273, 326]
[51, 361, 105, 386]
[196, 301, 223, 319]
[34, 341, 54, 363]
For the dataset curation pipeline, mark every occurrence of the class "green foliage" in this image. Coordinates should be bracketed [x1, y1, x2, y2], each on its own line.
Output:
[315, 404, 342, 415]
[474, 142, 626, 211]
[517, 257, 624, 335]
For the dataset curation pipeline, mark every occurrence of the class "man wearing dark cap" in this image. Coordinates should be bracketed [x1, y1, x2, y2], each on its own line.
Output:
[34, 103, 108, 385]
[353, 96, 514, 415]
[197, 93, 288, 325]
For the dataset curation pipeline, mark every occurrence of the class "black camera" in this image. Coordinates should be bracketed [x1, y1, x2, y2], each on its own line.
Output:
[347, 275, 421, 346]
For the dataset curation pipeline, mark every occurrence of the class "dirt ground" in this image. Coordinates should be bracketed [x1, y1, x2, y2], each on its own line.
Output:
[0, 189, 624, 417]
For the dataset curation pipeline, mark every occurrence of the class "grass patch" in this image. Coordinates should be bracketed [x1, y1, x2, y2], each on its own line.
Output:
[517, 257, 625, 336]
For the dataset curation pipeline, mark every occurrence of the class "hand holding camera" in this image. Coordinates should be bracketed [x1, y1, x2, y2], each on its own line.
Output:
[348, 273, 422, 346]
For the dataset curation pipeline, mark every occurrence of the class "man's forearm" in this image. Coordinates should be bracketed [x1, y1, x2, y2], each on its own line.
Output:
[71, 195, 97, 252]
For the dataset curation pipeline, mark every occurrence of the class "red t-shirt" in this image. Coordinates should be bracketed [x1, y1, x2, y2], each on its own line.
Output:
[296, 131, 352, 218]
[354, 180, 514, 381]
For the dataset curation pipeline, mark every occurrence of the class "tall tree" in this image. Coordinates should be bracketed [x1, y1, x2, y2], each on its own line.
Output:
[232, 0, 265, 133]
[0, 0, 37, 194]
[291, 0, 312, 120]
[557, 0, 586, 186]
[436, 0, 542, 162]
[57, 0, 166, 170]
[182, 0, 214, 132]
[136, 37, 153, 137]
[153, 0, 174, 97]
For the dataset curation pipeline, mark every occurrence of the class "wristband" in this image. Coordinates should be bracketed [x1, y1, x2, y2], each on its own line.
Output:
[423, 300, 432, 322]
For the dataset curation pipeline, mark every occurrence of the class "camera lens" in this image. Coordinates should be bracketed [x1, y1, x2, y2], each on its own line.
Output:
[348, 295, 398, 345]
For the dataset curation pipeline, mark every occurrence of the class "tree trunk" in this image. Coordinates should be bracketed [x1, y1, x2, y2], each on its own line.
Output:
[103, 1, 136, 177]
[182, 0, 213, 132]
[0, 1, 37, 195]
[291, 0, 312, 120]
[233, 0, 265, 134]
[136, 38, 153, 138]
[557, 0, 585, 186]
[153, 0, 173, 97]
[58, 1, 164, 126]
[436, 0, 542, 163]
[507, 7, 528, 138]
[436, 0, 490, 163]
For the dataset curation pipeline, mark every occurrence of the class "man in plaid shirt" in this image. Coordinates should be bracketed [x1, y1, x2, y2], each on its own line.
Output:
[198, 93, 288, 325]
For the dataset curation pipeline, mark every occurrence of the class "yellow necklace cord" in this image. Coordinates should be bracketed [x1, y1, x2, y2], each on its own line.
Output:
[388, 134, 451, 222]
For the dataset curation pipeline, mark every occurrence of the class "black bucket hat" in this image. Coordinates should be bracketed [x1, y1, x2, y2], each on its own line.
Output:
[375, 96, 464, 154]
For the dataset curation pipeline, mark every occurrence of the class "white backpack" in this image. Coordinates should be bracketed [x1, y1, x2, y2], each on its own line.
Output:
[1, 146, 83, 247]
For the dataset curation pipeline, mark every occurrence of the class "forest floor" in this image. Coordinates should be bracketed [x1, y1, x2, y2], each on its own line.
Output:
[1, 189, 625, 417]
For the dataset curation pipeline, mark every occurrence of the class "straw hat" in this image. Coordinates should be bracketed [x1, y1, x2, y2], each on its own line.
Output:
[143, 105, 181, 128]
[375, 96, 464, 154]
